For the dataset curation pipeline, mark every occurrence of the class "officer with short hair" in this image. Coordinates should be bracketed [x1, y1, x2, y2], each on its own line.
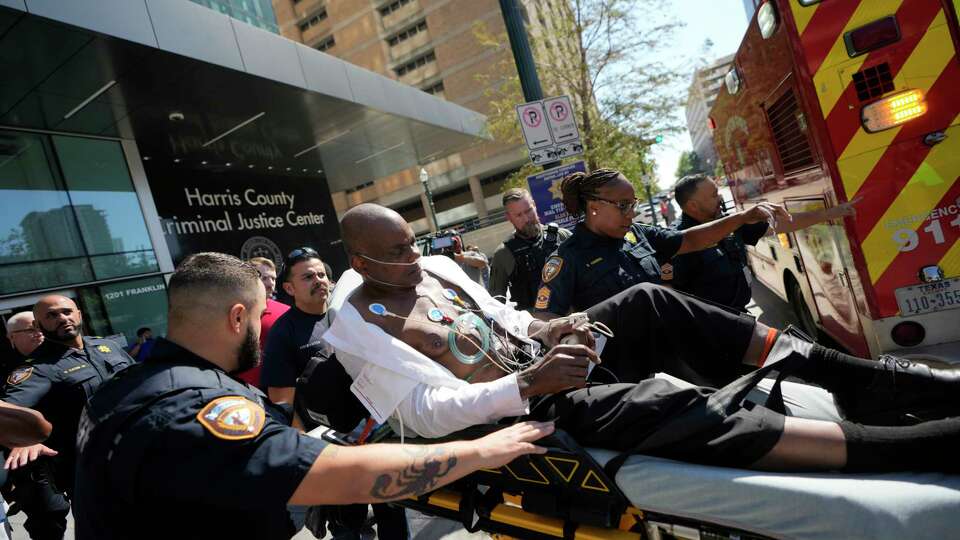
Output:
[489, 188, 571, 310]
[72, 252, 553, 540]
[1, 295, 133, 540]
[671, 175, 858, 312]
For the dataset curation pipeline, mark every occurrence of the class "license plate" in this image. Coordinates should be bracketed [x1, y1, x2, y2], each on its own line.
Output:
[895, 277, 960, 316]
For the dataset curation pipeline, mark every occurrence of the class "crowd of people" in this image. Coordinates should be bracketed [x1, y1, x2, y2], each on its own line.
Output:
[2, 167, 955, 540]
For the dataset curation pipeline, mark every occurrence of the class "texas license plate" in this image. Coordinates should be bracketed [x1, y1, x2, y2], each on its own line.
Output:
[895, 277, 960, 316]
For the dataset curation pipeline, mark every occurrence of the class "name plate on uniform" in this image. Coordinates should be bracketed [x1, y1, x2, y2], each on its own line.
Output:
[895, 277, 960, 316]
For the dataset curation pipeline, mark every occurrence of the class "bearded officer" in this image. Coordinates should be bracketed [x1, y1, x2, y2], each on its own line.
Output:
[0, 295, 133, 539]
[72, 252, 553, 540]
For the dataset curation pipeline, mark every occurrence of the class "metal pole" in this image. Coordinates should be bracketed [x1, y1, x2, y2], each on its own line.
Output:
[498, 0, 543, 102]
[499, 0, 560, 170]
[423, 183, 439, 231]
[640, 162, 659, 226]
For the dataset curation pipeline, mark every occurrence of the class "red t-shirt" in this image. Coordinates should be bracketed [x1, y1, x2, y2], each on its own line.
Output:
[236, 298, 290, 387]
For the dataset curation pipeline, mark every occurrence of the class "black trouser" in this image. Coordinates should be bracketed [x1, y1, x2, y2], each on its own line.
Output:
[585, 283, 757, 387]
[533, 371, 785, 470]
[4, 458, 70, 540]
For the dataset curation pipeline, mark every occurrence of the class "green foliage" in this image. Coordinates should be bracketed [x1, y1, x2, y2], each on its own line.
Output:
[474, 0, 686, 195]
[675, 150, 707, 180]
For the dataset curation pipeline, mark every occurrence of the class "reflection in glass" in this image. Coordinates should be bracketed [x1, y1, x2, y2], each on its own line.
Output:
[89, 251, 159, 280]
[97, 276, 168, 344]
[1, 258, 94, 295]
[0, 131, 85, 265]
[53, 136, 157, 280]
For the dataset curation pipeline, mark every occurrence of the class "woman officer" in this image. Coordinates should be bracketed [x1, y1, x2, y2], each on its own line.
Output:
[534, 168, 790, 316]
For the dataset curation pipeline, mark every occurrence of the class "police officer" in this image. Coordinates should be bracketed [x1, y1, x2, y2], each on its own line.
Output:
[72, 252, 552, 539]
[671, 175, 859, 312]
[536, 168, 791, 316]
[0, 295, 133, 539]
[489, 188, 571, 309]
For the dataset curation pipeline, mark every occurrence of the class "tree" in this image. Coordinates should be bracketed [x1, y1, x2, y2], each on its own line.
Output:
[675, 150, 706, 180]
[476, 0, 688, 195]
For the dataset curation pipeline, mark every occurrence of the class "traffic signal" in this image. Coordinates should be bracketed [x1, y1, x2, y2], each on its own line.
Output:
[654, 134, 664, 144]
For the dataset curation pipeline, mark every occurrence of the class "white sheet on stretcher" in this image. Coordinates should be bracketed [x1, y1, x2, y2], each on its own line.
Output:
[588, 374, 960, 539]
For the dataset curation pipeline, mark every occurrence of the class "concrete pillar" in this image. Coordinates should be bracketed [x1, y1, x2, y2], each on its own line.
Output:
[468, 175, 488, 218]
[420, 191, 438, 232]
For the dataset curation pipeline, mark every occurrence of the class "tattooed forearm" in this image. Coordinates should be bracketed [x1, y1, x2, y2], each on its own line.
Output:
[369, 447, 459, 500]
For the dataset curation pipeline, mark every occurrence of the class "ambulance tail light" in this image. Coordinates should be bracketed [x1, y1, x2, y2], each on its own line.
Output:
[845, 16, 900, 58]
[891, 321, 925, 347]
[707, 117, 717, 131]
[861, 89, 927, 133]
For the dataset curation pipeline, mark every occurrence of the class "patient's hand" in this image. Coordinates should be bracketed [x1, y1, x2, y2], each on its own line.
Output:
[517, 344, 599, 399]
[530, 318, 597, 349]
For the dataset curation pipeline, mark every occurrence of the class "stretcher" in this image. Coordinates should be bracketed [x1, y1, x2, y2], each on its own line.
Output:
[309, 375, 960, 539]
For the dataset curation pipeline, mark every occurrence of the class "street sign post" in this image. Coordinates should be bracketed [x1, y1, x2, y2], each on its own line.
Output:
[515, 95, 583, 166]
[526, 160, 586, 229]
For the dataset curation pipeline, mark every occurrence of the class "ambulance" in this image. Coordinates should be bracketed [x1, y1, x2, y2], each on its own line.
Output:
[710, 0, 960, 360]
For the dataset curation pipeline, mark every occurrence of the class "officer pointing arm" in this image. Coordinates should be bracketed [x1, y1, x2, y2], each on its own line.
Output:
[73, 252, 553, 540]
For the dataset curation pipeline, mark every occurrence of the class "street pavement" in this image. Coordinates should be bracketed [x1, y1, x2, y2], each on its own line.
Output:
[5, 282, 797, 539]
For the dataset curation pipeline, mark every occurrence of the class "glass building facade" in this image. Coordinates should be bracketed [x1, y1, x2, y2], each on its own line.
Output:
[190, 0, 280, 33]
[0, 130, 167, 344]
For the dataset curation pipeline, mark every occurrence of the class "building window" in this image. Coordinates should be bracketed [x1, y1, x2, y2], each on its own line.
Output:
[316, 35, 335, 51]
[386, 20, 427, 47]
[0, 130, 159, 296]
[395, 50, 436, 76]
[298, 9, 327, 32]
[422, 81, 444, 95]
[378, 0, 412, 17]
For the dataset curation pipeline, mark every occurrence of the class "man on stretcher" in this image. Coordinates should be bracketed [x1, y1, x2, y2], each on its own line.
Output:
[323, 203, 960, 473]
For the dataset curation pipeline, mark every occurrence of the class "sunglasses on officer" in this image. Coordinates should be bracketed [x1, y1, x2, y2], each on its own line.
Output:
[589, 196, 641, 216]
[280, 247, 320, 283]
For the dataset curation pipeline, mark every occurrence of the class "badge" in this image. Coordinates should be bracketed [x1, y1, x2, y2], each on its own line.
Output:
[196, 396, 266, 441]
[534, 287, 551, 310]
[624, 231, 638, 244]
[7, 366, 33, 386]
[97, 345, 112, 353]
[660, 263, 674, 282]
[542, 257, 564, 283]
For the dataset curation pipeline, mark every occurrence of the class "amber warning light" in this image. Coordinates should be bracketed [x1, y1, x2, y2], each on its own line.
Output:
[861, 89, 927, 133]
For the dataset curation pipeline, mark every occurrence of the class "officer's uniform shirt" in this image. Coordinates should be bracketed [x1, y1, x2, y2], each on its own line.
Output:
[0, 336, 131, 487]
[488, 226, 571, 309]
[671, 212, 769, 312]
[537, 222, 684, 314]
[73, 338, 329, 540]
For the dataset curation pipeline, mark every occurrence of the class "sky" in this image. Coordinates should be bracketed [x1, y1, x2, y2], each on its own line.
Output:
[649, 0, 751, 188]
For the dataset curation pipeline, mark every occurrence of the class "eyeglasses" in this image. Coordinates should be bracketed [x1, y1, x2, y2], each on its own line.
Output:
[590, 197, 640, 216]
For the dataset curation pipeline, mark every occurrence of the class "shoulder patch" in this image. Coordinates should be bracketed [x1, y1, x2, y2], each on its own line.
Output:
[196, 396, 266, 441]
[97, 344, 112, 353]
[534, 286, 551, 310]
[624, 231, 638, 244]
[7, 366, 33, 386]
[542, 257, 564, 283]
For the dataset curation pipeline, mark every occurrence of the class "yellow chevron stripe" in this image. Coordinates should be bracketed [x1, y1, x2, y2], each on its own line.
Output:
[941, 233, 960, 279]
[861, 119, 960, 282]
[813, 1, 903, 120]
[835, 12, 952, 197]
[790, 0, 819, 36]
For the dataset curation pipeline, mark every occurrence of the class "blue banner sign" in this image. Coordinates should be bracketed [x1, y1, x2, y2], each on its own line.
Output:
[526, 160, 586, 230]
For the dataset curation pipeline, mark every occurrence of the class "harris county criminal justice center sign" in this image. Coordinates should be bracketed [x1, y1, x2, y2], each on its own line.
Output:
[146, 165, 347, 273]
